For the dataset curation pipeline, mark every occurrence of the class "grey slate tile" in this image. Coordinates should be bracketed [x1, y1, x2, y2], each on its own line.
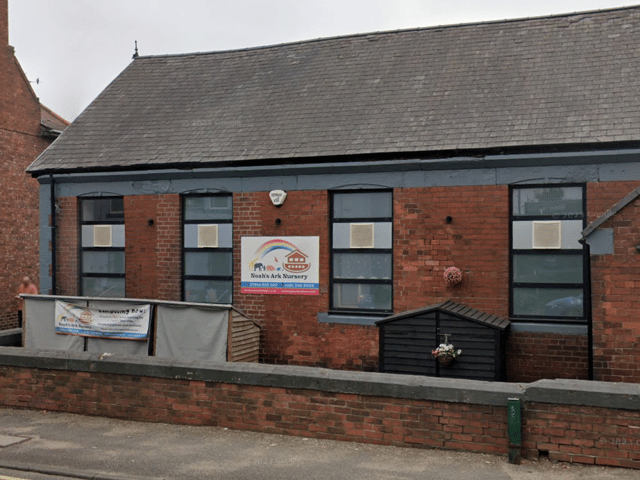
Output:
[27, 6, 640, 174]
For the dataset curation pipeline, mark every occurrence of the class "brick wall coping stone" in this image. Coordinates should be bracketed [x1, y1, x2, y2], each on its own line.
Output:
[524, 378, 640, 410]
[0, 347, 638, 410]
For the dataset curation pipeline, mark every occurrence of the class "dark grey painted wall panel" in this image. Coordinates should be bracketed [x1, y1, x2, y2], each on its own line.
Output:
[586, 229, 614, 255]
[41, 149, 640, 196]
[496, 164, 600, 185]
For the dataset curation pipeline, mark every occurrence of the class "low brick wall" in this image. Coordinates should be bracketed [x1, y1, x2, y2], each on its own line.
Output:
[0, 348, 638, 468]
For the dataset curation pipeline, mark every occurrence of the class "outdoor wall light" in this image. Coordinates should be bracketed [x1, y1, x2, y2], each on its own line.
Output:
[269, 190, 287, 207]
[446, 216, 453, 224]
[148, 219, 154, 226]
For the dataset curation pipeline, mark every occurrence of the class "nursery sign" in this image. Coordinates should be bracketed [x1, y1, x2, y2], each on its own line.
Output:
[54, 301, 150, 340]
[241, 236, 319, 295]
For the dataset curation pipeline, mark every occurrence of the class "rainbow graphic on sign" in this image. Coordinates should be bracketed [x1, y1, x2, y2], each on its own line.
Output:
[241, 236, 319, 295]
[248, 239, 299, 271]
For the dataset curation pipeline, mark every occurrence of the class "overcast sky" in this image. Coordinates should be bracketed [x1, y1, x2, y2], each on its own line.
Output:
[8, 0, 635, 122]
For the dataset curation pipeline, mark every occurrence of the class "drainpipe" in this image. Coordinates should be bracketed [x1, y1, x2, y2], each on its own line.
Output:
[579, 237, 593, 380]
[50, 174, 57, 295]
[585, 241, 593, 381]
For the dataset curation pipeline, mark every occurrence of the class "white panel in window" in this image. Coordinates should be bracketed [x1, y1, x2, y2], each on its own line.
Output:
[198, 224, 219, 248]
[82, 225, 93, 248]
[93, 225, 113, 247]
[111, 224, 126, 247]
[334, 223, 392, 249]
[514, 220, 583, 250]
[350, 223, 374, 248]
[217, 223, 233, 248]
[532, 221, 561, 249]
[559, 221, 583, 249]
[374, 222, 392, 249]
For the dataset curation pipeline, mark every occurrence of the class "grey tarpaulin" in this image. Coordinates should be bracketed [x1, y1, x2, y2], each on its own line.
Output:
[155, 305, 228, 362]
[85, 300, 151, 357]
[24, 296, 85, 351]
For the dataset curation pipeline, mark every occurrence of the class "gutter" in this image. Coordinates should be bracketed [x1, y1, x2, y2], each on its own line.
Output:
[27, 147, 640, 182]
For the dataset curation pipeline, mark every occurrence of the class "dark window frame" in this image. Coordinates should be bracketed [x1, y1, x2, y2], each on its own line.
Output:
[329, 189, 393, 316]
[79, 196, 125, 297]
[509, 183, 588, 323]
[181, 193, 234, 304]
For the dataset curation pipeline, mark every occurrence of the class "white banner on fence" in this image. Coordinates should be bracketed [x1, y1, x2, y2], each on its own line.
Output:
[54, 300, 150, 340]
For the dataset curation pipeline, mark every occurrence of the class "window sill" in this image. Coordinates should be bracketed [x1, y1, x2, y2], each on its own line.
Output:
[509, 322, 587, 335]
[317, 312, 386, 326]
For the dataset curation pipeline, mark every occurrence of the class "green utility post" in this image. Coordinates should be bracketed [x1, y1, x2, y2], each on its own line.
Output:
[508, 398, 522, 464]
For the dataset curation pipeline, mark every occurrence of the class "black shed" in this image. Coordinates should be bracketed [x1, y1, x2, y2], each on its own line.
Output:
[376, 301, 510, 381]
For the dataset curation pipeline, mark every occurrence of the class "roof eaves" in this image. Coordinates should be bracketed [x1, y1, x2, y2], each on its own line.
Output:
[40, 125, 63, 138]
[28, 141, 640, 179]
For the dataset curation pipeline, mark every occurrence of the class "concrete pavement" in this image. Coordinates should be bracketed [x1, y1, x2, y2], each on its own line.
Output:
[0, 407, 637, 480]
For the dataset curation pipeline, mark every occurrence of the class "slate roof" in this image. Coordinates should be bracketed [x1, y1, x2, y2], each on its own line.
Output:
[40, 104, 69, 136]
[28, 6, 640, 175]
[376, 300, 510, 331]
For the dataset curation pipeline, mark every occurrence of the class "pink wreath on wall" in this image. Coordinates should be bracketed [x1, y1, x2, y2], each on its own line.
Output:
[444, 267, 463, 287]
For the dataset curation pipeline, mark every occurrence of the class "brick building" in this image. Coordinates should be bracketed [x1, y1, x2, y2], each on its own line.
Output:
[0, 0, 68, 329]
[27, 6, 640, 382]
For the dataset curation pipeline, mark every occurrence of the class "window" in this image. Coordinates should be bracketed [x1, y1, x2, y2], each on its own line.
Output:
[182, 195, 233, 304]
[510, 185, 587, 321]
[331, 190, 393, 313]
[80, 197, 125, 297]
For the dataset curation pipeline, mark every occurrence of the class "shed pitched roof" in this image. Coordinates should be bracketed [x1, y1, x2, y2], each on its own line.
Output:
[28, 6, 640, 175]
[376, 301, 510, 331]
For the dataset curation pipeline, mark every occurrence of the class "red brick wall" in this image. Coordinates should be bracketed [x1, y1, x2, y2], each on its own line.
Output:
[55, 197, 79, 296]
[232, 191, 380, 369]
[0, 362, 638, 469]
[0, 364, 509, 455]
[0, 7, 53, 328]
[125, 196, 160, 299]
[587, 181, 640, 383]
[54, 194, 183, 302]
[155, 194, 181, 301]
[0, 0, 8, 47]
[0, 128, 44, 328]
[394, 186, 510, 315]
[124, 194, 182, 301]
[523, 402, 640, 469]
[54, 179, 640, 382]
[51, 185, 595, 378]
[231, 187, 515, 370]
[232, 192, 267, 324]
[506, 332, 589, 383]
